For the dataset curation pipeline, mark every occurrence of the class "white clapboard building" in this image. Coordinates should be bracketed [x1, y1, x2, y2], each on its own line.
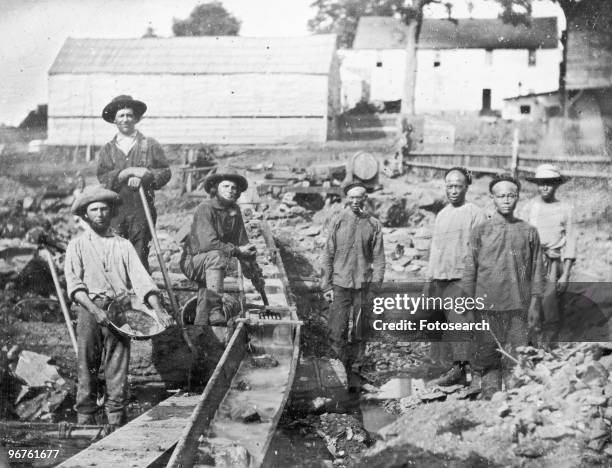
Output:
[340, 16, 560, 113]
[47, 35, 340, 145]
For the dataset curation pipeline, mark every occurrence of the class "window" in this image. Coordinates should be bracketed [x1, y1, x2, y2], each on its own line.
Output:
[376, 61, 383, 67]
[433, 61, 440, 68]
[485, 49, 493, 66]
[520, 105, 531, 114]
[528, 49, 536, 66]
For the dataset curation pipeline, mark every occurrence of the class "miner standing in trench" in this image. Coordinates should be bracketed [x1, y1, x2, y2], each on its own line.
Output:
[426, 167, 485, 387]
[64, 185, 173, 428]
[461, 174, 544, 399]
[322, 182, 385, 391]
[179, 170, 264, 326]
[97, 95, 171, 272]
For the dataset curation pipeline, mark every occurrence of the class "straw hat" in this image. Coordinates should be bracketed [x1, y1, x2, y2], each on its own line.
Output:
[71, 185, 121, 216]
[102, 95, 147, 123]
[525, 164, 569, 184]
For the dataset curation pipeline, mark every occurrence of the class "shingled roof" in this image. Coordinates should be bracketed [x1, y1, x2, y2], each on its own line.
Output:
[352, 16, 558, 50]
[49, 35, 337, 75]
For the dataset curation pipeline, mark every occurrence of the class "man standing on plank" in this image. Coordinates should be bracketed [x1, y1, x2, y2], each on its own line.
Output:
[65, 185, 173, 428]
[426, 167, 485, 387]
[322, 182, 385, 392]
[97, 95, 171, 272]
[462, 173, 544, 399]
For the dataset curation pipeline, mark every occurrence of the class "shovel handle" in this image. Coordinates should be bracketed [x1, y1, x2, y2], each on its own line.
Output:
[41, 249, 78, 355]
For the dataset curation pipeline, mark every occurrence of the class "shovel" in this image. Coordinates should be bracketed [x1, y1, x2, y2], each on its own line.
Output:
[138, 186, 199, 366]
[41, 249, 78, 355]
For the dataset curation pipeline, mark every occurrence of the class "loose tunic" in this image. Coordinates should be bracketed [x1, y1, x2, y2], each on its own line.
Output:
[426, 202, 485, 280]
[321, 209, 385, 291]
[520, 199, 576, 260]
[461, 213, 544, 312]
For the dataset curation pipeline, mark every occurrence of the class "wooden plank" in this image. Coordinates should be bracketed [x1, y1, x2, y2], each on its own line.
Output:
[166, 324, 248, 468]
[57, 393, 203, 467]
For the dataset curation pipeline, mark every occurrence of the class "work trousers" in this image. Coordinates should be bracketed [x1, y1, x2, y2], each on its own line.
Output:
[75, 302, 130, 426]
[470, 309, 527, 377]
[328, 286, 370, 380]
[180, 249, 228, 325]
[428, 279, 471, 365]
[541, 255, 562, 342]
[112, 204, 155, 273]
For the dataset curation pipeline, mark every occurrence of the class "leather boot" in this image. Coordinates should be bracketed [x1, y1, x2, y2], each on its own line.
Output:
[206, 269, 226, 326]
[194, 289, 226, 326]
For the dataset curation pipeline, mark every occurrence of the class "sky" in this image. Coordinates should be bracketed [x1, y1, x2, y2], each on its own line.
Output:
[0, 0, 563, 126]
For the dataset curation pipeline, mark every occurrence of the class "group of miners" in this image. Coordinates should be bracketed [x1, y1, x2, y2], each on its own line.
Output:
[65, 94, 576, 428]
[322, 164, 575, 398]
[65, 95, 260, 428]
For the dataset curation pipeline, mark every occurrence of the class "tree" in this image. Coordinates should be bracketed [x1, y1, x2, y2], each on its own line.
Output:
[308, 0, 406, 49]
[173, 2, 241, 37]
[495, 0, 585, 115]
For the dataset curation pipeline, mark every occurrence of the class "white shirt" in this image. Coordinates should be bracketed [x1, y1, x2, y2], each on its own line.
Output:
[115, 132, 137, 156]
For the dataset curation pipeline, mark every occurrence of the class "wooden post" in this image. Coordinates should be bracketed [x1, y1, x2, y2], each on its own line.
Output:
[511, 128, 520, 177]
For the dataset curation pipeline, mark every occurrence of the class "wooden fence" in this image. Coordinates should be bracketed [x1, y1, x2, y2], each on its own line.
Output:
[404, 131, 612, 180]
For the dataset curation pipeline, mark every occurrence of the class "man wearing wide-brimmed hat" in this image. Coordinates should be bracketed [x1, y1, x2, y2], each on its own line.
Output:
[179, 170, 264, 326]
[65, 185, 173, 428]
[97, 95, 171, 272]
[321, 181, 385, 392]
[521, 164, 576, 343]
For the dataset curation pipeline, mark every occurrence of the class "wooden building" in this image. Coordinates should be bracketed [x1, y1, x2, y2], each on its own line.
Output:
[340, 16, 559, 113]
[47, 35, 340, 145]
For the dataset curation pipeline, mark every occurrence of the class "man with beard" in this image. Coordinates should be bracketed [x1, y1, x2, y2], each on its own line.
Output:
[426, 167, 485, 387]
[462, 174, 544, 399]
[64, 186, 173, 427]
[180, 171, 264, 326]
[322, 182, 385, 391]
[97, 95, 171, 271]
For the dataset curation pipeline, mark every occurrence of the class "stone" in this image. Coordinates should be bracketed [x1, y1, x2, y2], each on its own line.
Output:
[585, 395, 607, 406]
[251, 354, 279, 368]
[213, 443, 251, 468]
[577, 362, 609, 387]
[301, 226, 321, 237]
[490, 391, 508, 403]
[14, 350, 65, 388]
[536, 424, 574, 440]
[498, 403, 511, 418]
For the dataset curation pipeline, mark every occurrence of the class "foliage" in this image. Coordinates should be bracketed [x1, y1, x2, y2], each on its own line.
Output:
[173, 1, 241, 37]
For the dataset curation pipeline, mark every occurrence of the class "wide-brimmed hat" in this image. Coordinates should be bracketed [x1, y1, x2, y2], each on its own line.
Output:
[102, 95, 147, 123]
[204, 170, 248, 194]
[525, 164, 569, 184]
[71, 185, 122, 216]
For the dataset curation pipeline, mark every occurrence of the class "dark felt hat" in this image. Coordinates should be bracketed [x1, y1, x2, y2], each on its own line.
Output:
[343, 181, 368, 195]
[204, 170, 248, 194]
[71, 185, 122, 216]
[489, 173, 521, 193]
[102, 95, 147, 123]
